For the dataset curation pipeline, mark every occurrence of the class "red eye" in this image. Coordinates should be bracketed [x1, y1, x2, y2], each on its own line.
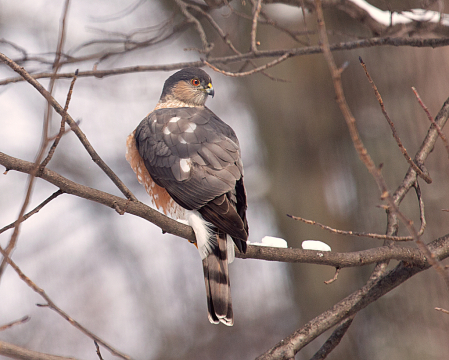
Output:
[191, 78, 200, 86]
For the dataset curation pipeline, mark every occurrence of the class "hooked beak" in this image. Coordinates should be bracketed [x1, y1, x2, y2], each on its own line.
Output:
[206, 83, 214, 98]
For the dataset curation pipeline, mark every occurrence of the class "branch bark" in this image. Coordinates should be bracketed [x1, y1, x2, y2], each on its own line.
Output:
[2, 151, 448, 269]
[0, 341, 79, 360]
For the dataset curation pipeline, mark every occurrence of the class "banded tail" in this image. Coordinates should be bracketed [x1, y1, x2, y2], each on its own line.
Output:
[202, 231, 233, 326]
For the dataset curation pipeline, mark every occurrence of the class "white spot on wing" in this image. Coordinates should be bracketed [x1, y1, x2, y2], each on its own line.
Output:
[180, 158, 191, 173]
[185, 123, 197, 133]
[169, 116, 181, 123]
[163, 127, 171, 135]
[179, 136, 187, 144]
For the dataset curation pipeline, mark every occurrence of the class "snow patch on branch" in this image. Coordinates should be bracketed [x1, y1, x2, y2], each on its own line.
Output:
[350, 0, 449, 26]
[250, 236, 288, 248]
[302, 240, 331, 252]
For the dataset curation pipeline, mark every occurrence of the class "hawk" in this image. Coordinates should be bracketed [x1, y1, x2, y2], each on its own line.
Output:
[126, 67, 248, 326]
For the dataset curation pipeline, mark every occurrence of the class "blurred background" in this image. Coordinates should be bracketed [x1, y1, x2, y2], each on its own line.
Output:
[1, 1, 449, 359]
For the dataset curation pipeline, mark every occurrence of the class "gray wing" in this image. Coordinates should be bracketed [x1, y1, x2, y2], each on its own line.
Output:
[135, 107, 248, 245]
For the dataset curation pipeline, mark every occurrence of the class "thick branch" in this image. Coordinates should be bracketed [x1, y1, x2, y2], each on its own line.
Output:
[309, 316, 354, 360]
[0, 151, 195, 242]
[0, 341, 78, 360]
[2, 151, 447, 269]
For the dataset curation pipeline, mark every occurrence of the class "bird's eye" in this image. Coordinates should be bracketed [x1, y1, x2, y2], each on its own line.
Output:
[191, 78, 200, 86]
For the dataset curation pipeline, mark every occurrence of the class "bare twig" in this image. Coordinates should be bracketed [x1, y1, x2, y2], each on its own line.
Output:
[175, 0, 212, 54]
[413, 181, 426, 236]
[287, 214, 414, 241]
[309, 316, 354, 360]
[94, 341, 104, 360]
[256, 3, 449, 358]
[299, 0, 311, 45]
[187, 3, 286, 82]
[316, 0, 394, 201]
[225, 0, 311, 44]
[259, 4, 310, 45]
[0, 246, 132, 360]
[0, 0, 71, 280]
[412, 86, 449, 157]
[0, 53, 137, 202]
[324, 267, 341, 284]
[0, 39, 28, 58]
[3, 37, 449, 86]
[0, 316, 30, 332]
[186, 3, 240, 54]
[0, 190, 64, 235]
[203, 51, 291, 77]
[0, 340, 79, 360]
[435, 307, 449, 315]
[359, 58, 432, 183]
[40, 69, 78, 170]
[250, 0, 263, 52]
[317, 0, 449, 291]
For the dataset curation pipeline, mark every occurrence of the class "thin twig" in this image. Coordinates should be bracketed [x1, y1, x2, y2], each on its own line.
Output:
[0, 1, 71, 280]
[0, 53, 137, 202]
[435, 307, 449, 315]
[250, 0, 263, 52]
[0, 316, 30, 332]
[324, 267, 341, 284]
[94, 341, 104, 360]
[0, 190, 64, 235]
[299, 0, 311, 45]
[225, 0, 310, 45]
[287, 214, 414, 241]
[412, 86, 449, 157]
[0, 246, 132, 360]
[203, 51, 291, 77]
[187, 3, 240, 54]
[3, 37, 449, 87]
[359, 58, 432, 184]
[309, 316, 354, 360]
[413, 181, 426, 236]
[316, 0, 449, 290]
[175, 0, 212, 54]
[259, 5, 310, 45]
[188, 3, 287, 82]
[40, 69, 79, 170]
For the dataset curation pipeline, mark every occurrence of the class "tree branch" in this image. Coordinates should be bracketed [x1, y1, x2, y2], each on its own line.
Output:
[2, 151, 448, 269]
[0, 52, 137, 203]
[0, 190, 64, 235]
[2, 37, 449, 86]
[0, 247, 132, 360]
[0, 341, 78, 360]
[255, 233, 449, 359]
[309, 316, 354, 360]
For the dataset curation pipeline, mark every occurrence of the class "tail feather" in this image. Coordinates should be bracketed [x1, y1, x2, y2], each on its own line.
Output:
[202, 232, 233, 326]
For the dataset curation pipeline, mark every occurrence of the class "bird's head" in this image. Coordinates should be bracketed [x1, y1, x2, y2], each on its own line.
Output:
[159, 67, 214, 107]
